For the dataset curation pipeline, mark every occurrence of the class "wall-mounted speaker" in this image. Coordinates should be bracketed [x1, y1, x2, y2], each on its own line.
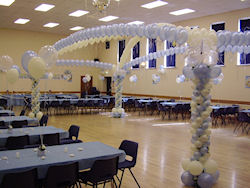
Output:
[105, 41, 110, 49]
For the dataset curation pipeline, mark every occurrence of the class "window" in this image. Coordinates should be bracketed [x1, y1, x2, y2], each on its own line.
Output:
[211, 22, 225, 65]
[132, 42, 140, 69]
[147, 38, 157, 68]
[118, 40, 125, 62]
[239, 18, 250, 65]
[165, 41, 176, 67]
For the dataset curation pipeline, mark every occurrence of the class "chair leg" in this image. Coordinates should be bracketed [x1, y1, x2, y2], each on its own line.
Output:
[129, 168, 140, 188]
[117, 169, 125, 188]
[113, 178, 117, 188]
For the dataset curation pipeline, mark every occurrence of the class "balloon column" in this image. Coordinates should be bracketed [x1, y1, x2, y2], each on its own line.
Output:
[112, 69, 126, 118]
[21, 46, 58, 120]
[181, 28, 222, 188]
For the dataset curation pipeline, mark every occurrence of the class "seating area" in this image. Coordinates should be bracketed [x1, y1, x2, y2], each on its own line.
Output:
[0, 2, 250, 187]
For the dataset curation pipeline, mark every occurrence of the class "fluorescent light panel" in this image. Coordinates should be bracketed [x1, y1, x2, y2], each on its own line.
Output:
[35, 4, 55, 12]
[169, 8, 195, 16]
[70, 26, 84, 31]
[0, 0, 15, 6]
[99, 16, 119, 22]
[128, 21, 144, 25]
[43, 22, 59, 28]
[69, 10, 89, 17]
[14, 18, 30, 24]
[141, 1, 168, 9]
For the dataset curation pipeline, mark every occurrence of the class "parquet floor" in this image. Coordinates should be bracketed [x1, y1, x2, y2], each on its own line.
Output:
[28, 109, 250, 187]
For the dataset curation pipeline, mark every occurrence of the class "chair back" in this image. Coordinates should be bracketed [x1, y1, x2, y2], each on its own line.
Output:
[238, 112, 249, 122]
[1, 168, 37, 188]
[119, 140, 138, 167]
[43, 133, 60, 146]
[69, 125, 80, 140]
[11, 120, 28, 128]
[0, 120, 5, 127]
[44, 162, 78, 188]
[20, 109, 25, 116]
[6, 135, 29, 150]
[40, 115, 48, 126]
[0, 113, 9, 117]
[87, 157, 119, 183]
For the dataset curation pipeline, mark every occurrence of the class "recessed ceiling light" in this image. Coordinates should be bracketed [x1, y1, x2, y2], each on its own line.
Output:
[240, 0, 246, 1]
[43, 22, 59, 28]
[169, 8, 195, 16]
[70, 26, 84, 31]
[141, 1, 168, 9]
[35, 4, 55, 12]
[14, 18, 30, 24]
[99, 16, 119, 22]
[69, 10, 89, 17]
[0, 0, 15, 6]
[128, 21, 144, 25]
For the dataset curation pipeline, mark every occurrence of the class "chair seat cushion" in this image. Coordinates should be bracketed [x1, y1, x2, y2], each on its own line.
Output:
[118, 160, 134, 169]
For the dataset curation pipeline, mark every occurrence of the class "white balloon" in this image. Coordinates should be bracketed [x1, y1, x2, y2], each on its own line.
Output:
[6, 68, 19, 84]
[28, 57, 46, 79]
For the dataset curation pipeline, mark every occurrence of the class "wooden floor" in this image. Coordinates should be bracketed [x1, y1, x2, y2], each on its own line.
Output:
[35, 110, 250, 187]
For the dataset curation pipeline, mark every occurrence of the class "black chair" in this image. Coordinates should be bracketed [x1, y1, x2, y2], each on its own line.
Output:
[116, 140, 140, 188]
[20, 109, 25, 116]
[1, 168, 38, 188]
[234, 112, 250, 134]
[6, 135, 29, 150]
[0, 113, 9, 117]
[0, 120, 6, 128]
[156, 103, 170, 120]
[61, 125, 82, 144]
[42, 133, 60, 146]
[11, 120, 28, 128]
[0, 98, 8, 109]
[79, 156, 119, 188]
[43, 162, 79, 188]
[40, 115, 48, 126]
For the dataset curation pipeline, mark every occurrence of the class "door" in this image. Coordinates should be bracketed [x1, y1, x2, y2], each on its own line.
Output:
[80, 76, 93, 98]
[105, 77, 112, 96]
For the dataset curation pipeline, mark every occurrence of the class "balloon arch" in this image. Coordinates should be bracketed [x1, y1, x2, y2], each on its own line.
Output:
[1, 22, 249, 188]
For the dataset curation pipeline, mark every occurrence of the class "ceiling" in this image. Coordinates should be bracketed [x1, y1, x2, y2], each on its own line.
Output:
[0, 0, 249, 35]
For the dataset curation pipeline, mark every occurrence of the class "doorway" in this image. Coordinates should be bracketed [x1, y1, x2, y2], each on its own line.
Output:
[80, 76, 93, 98]
[105, 77, 112, 96]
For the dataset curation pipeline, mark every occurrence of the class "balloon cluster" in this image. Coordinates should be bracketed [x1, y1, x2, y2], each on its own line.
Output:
[56, 59, 112, 69]
[22, 46, 57, 80]
[176, 74, 186, 83]
[152, 74, 160, 84]
[158, 65, 165, 75]
[53, 24, 189, 54]
[0, 55, 21, 84]
[99, 75, 105, 81]
[217, 31, 250, 54]
[82, 74, 91, 83]
[129, 74, 137, 83]
[122, 47, 187, 71]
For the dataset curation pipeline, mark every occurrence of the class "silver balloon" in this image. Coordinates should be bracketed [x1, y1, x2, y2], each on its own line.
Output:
[0, 55, 13, 72]
[197, 173, 214, 188]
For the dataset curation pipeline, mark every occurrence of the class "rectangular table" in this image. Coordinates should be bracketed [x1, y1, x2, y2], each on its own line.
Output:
[0, 126, 69, 147]
[0, 116, 39, 126]
[0, 142, 126, 183]
[0, 110, 15, 116]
